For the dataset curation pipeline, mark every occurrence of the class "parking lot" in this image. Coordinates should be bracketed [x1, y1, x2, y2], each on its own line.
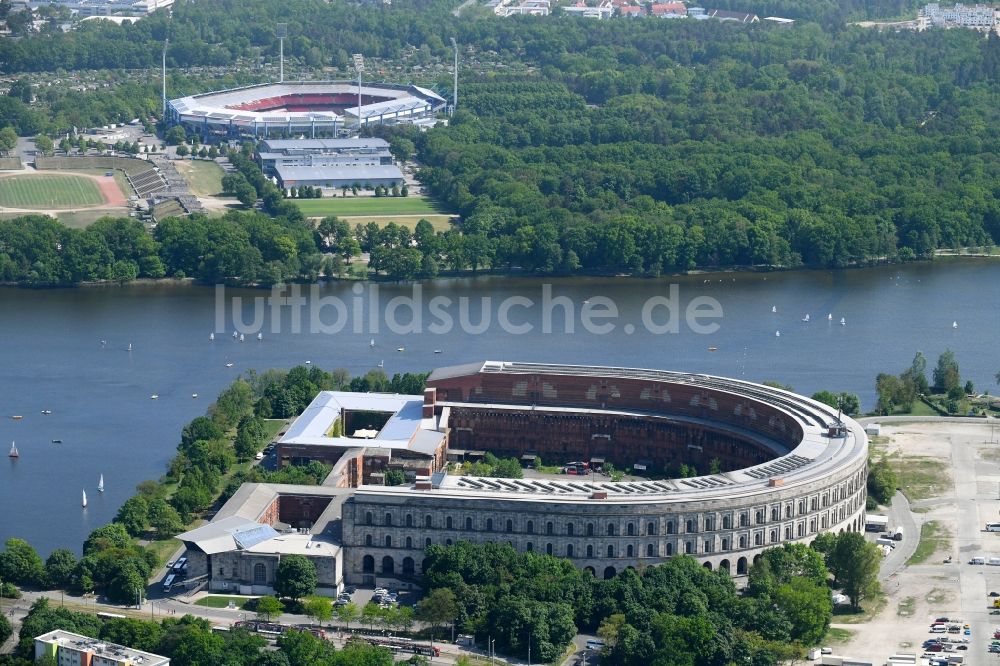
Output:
[833, 422, 1000, 666]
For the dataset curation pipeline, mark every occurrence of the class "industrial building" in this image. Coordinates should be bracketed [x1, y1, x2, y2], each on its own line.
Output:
[256, 138, 403, 191]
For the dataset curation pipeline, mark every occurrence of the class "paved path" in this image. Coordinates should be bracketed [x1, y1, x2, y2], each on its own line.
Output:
[879, 491, 920, 583]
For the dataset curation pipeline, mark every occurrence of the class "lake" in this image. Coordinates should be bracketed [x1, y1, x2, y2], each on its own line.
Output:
[1, 258, 998, 555]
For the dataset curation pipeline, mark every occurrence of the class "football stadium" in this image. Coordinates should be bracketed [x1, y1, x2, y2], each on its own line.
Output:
[167, 81, 447, 140]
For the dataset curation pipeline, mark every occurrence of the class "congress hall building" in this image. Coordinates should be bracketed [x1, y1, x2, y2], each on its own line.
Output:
[177, 361, 868, 594]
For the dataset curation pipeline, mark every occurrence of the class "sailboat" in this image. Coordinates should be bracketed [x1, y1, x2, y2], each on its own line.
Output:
[771, 305, 777, 313]
[127, 342, 133, 352]
[370, 338, 375, 348]
[98, 475, 104, 493]
[82, 490, 87, 508]
[8, 441, 18, 458]
[952, 321, 958, 329]
[397, 346, 405, 352]
[209, 332, 215, 341]
[801, 314, 810, 322]
[827, 313, 833, 321]
[378, 359, 384, 368]
[840, 317, 846, 326]
[232, 331, 238, 339]
[257, 332, 263, 341]
[239, 333, 245, 342]
[775, 330, 781, 337]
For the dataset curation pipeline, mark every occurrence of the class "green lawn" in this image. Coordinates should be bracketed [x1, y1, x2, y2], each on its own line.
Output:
[0, 174, 104, 208]
[263, 419, 286, 441]
[176, 159, 225, 197]
[195, 595, 255, 609]
[888, 454, 951, 501]
[907, 520, 950, 565]
[339, 214, 455, 232]
[294, 195, 444, 218]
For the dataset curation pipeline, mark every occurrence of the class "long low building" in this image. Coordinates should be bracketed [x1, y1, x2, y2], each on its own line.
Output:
[275, 164, 404, 190]
[175, 361, 868, 594]
[36, 630, 170, 666]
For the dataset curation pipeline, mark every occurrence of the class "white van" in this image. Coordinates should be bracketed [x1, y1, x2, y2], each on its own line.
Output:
[970, 557, 985, 565]
[986, 523, 1000, 532]
[876, 537, 896, 547]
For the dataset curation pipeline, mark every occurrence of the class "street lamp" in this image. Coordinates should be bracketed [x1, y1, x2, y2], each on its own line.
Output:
[449, 38, 458, 115]
[352, 54, 365, 133]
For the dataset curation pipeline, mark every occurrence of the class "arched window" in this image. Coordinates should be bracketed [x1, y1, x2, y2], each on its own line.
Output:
[567, 544, 575, 558]
[526, 542, 533, 552]
[704, 540, 712, 553]
[667, 521, 675, 534]
[425, 537, 432, 548]
[666, 543, 674, 555]
[587, 544, 594, 558]
[587, 523, 595, 536]
[607, 524, 616, 536]
[755, 510, 763, 524]
[785, 526, 791, 540]
[365, 534, 373, 546]
[739, 535, 747, 548]
[737, 557, 748, 575]
[647, 522, 656, 535]
[546, 522, 554, 535]
[797, 523, 805, 537]
[739, 513, 748, 527]
[721, 538, 729, 551]
[753, 533, 762, 546]
[253, 563, 266, 584]
[506, 519, 513, 533]
[627, 523, 635, 536]
[546, 543, 553, 555]
[446, 539, 453, 546]
[365, 512, 373, 525]
[402, 557, 414, 576]
[646, 543, 654, 557]
[785, 505, 792, 518]
[385, 513, 393, 526]
[607, 545, 615, 558]
[527, 520, 534, 534]
[465, 517, 473, 530]
[686, 519, 694, 533]
[685, 541, 693, 554]
[798, 501, 805, 514]
[446, 516, 453, 529]
[425, 515, 433, 528]
[405, 514, 413, 527]
[385, 535, 392, 548]
[770, 507, 778, 521]
[362, 556, 374, 573]
[406, 536, 413, 549]
[770, 530, 777, 543]
[486, 518, 493, 531]
[382, 556, 394, 574]
[567, 523, 574, 536]
[722, 516, 731, 530]
[603, 566, 616, 580]
[626, 544, 634, 557]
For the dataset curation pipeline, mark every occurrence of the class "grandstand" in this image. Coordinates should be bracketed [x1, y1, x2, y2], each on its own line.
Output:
[35, 156, 167, 198]
[168, 81, 447, 140]
[151, 196, 189, 222]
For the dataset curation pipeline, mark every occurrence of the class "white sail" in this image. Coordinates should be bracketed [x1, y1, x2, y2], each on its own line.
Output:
[82, 490, 87, 507]
[209, 332, 215, 341]
[257, 332, 263, 341]
[370, 338, 375, 347]
[771, 305, 777, 313]
[98, 474, 104, 493]
[8, 441, 18, 458]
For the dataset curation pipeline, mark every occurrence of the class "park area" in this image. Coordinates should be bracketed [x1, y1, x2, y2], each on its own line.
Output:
[0, 174, 105, 208]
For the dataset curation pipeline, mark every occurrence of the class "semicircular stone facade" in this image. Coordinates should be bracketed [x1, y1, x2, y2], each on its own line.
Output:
[342, 361, 868, 583]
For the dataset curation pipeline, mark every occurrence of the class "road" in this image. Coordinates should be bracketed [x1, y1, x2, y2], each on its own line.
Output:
[879, 491, 919, 582]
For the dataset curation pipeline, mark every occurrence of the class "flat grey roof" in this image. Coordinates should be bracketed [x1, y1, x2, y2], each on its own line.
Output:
[36, 631, 169, 666]
[279, 391, 431, 450]
[275, 164, 403, 182]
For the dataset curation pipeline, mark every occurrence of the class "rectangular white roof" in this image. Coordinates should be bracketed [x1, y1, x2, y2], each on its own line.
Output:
[279, 391, 428, 449]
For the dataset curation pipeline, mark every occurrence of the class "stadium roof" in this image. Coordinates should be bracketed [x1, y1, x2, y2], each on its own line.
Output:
[275, 164, 404, 183]
[259, 138, 389, 152]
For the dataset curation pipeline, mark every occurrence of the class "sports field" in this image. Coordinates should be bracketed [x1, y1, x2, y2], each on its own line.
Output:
[0, 174, 104, 208]
[294, 195, 444, 218]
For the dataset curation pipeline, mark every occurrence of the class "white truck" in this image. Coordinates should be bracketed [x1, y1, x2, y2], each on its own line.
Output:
[865, 515, 890, 532]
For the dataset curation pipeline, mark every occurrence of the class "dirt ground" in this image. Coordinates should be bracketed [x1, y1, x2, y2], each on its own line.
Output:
[832, 421, 1000, 666]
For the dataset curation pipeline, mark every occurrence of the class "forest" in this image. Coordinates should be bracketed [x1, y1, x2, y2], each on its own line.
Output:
[3, 0, 1000, 276]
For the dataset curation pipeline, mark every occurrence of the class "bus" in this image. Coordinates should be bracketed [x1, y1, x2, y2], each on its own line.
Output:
[96, 612, 127, 621]
[162, 573, 176, 592]
[986, 523, 1000, 533]
[171, 557, 188, 574]
[211, 625, 231, 634]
